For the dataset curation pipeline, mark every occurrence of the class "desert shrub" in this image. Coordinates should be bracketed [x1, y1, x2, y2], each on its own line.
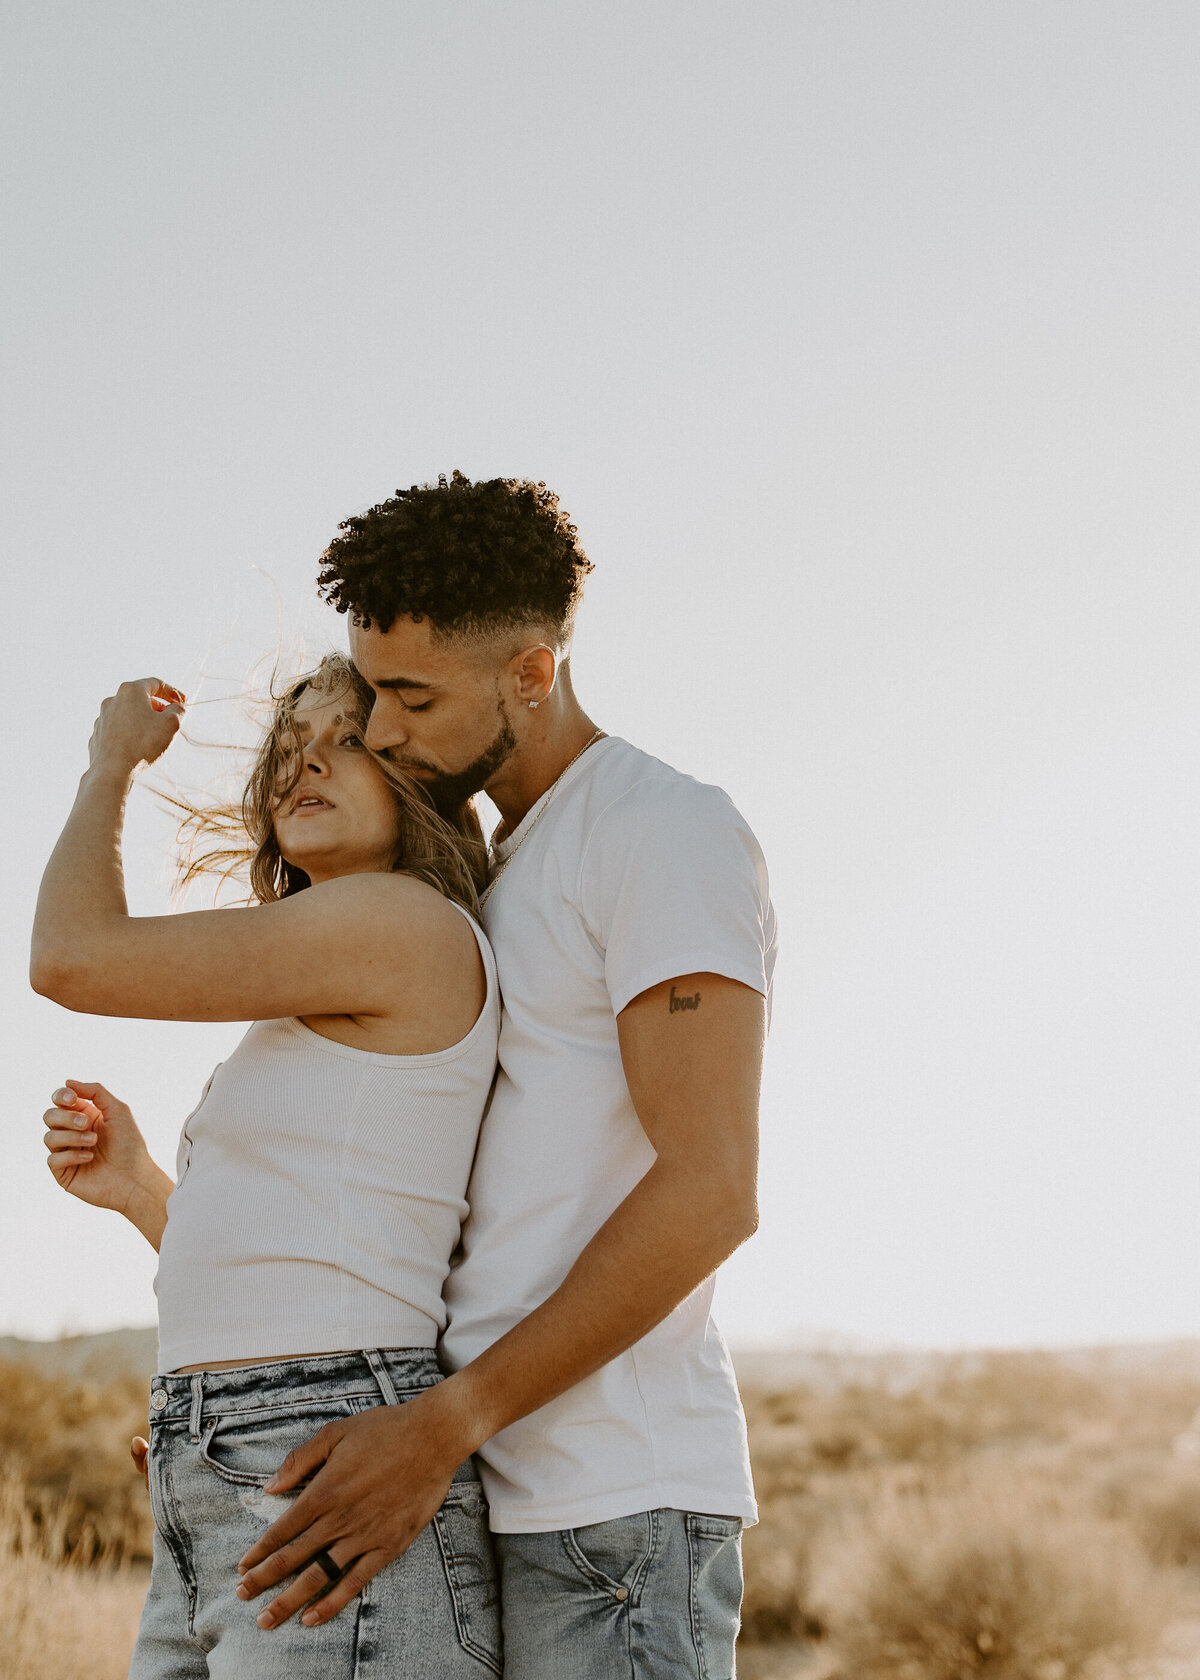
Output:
[741, 1494, 830, 1643]
[782, 1355, 1113, 1470]
[1097, 1456, 1200, 1570]
[816, 1475, 1171, 1680]
[1133, 1475, 1200, 1571]
[745, 1353, 1200, 1490]
[738, 1349, 1200, 1662]
[0, 1358, 152, 1561]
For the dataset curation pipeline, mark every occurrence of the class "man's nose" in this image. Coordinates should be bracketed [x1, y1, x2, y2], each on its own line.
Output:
[364, 706, 407, 752]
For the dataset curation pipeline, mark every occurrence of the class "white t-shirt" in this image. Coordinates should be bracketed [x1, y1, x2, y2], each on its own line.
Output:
[441, 736, 777, 1533]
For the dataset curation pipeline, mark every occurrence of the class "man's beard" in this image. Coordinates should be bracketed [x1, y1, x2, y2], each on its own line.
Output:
[394, 705, 517, 817]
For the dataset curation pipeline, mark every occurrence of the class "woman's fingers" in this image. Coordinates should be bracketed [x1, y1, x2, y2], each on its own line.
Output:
[88, 681, 185, 772]
[63, 1081, 131, 1129]
[52, 1086, 104, 1128]
[47, 1148, 95, 1169]
[148, 679, 186, 712]
[124, 678, 186, 710]
[45, 1103, 98, 1132]
[44, 1090, 102, 1179]
[63, 1079, 124, 1116]
[45, 1127, 98, 1149]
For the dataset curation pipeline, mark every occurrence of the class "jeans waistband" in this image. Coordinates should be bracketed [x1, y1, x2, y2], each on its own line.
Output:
[147, 1346, 440, 1428]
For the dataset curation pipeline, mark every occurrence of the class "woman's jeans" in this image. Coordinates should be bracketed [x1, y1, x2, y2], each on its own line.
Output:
[129, 1348, 502, 1680]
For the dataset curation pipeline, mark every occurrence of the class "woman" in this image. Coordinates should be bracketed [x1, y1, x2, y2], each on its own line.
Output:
[32, 657, 503, 1679]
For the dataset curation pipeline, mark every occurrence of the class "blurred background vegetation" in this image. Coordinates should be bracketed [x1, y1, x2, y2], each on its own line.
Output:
[6, 1334, 1200, 1679]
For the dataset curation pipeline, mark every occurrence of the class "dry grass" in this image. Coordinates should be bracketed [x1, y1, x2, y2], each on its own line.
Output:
[0, 1356, 151, 1677]
[0, 1357, 152, 1562]
[0, 1477, 145, 1680]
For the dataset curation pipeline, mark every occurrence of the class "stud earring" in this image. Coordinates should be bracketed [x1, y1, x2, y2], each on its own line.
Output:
[528, 699, 540, 710]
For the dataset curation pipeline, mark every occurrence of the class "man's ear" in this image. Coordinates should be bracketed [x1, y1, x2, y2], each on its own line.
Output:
[513, 644, 558, 709]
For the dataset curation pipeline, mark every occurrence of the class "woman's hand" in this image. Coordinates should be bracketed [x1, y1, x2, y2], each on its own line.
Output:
[44, 1081, 150, 1209]
[87, 679, 186, 777]
[42, 1080, 172, 1250]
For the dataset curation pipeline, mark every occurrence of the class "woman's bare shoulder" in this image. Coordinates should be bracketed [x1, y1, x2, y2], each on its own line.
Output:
[289, 875, 486, 1050]
[303, 873, 482, 974]
[301, 869, 463, 918]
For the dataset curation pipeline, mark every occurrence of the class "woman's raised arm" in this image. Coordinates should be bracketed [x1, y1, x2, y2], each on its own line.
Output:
[30, 680, 475, 1025]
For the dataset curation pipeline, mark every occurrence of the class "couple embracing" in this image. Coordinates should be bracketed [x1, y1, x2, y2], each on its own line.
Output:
[33, 472, 777, 1680]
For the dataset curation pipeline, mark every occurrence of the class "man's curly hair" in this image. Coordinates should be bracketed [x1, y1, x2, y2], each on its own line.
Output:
[318, 471, 594, 641]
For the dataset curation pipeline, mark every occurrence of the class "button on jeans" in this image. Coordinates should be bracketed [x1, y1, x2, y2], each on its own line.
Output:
[129, 1348, 502, 1680]
[495, 1507, 743, 1679]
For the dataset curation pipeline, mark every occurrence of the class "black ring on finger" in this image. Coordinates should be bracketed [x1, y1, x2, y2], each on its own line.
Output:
[311, 1548, 341, 1584]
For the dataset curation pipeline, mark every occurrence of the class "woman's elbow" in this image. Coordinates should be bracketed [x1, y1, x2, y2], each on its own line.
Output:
[30, 946, 89, 1009]
[727, 1190, 759, 1249]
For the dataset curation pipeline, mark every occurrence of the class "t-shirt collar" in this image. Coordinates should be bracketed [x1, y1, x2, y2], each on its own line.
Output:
[488, 735, 617, 863]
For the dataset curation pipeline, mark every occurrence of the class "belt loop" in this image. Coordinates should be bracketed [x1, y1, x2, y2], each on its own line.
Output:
[364, 1348, 399, 1406]
[189, 1374, 204, 1443]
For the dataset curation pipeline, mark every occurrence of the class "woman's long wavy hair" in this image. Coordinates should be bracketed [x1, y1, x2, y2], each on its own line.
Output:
[170, 653, 487, 916]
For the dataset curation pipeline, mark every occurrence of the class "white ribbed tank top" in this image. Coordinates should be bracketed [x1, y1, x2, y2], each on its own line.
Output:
[154, 902, 499, 1372]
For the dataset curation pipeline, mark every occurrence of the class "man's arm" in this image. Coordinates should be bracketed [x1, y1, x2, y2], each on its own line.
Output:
[235, 971, 764, 1629]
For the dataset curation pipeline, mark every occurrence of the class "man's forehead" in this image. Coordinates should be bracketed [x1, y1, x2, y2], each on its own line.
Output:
[350, 617, 473, 684]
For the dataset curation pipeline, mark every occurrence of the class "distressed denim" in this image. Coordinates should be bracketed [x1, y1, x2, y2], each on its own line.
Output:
[495, 1508, 743, 1680]
[129, 1348, 502, 1680]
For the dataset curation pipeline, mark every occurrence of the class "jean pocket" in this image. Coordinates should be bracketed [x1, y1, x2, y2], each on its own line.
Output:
[198, 1400, 357, 1487]
[686, 1514, 743, 1680]
[563, 1509, 656, 1595]
[433, 1478, 503, 1676]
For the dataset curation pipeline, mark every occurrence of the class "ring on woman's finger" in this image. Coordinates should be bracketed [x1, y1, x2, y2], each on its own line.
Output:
[311, 1549, 342, 1584]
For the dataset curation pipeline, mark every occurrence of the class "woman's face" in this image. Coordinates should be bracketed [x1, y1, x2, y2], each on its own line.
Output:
[272, 683, 404, 884]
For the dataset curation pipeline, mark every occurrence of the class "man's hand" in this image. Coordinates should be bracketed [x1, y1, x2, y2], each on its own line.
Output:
[235, 1383, 473, 1629]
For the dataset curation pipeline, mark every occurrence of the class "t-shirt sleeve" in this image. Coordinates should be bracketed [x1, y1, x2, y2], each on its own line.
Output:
[578, 776, 776, 1017]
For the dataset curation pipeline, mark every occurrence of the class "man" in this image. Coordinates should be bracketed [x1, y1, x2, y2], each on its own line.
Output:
[237, 471, 778, 1678]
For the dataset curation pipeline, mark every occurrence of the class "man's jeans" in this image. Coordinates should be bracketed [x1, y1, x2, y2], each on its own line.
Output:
[496, 1508, 744, 1679]
[129, 1349, 502, 1680]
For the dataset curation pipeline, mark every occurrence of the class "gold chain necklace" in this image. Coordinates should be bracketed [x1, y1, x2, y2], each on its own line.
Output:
[480, 730, 606, 908]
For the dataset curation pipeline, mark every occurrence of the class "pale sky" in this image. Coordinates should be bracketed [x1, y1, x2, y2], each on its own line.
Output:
[3, 1, 1199, 1350]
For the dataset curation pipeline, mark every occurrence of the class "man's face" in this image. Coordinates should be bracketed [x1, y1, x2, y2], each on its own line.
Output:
[350, 616, 517, 812]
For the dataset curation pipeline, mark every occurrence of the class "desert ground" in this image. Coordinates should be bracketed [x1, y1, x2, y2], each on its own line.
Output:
[7, 1331, 1200, 1679]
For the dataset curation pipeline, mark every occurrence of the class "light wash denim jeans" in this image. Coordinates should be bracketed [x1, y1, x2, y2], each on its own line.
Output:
[495, 1508, 743, 1680]
[129, 1348, 502, 1680]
